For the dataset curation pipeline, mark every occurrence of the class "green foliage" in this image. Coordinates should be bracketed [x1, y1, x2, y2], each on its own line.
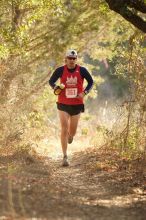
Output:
[81, 127, 88, 135]
[0, 45, 9, 59]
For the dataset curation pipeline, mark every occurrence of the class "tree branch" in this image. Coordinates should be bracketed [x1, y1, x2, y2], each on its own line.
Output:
[105, 0, 146, 32]
[126, 0, 146, 13]
[11, 1, 21, 31]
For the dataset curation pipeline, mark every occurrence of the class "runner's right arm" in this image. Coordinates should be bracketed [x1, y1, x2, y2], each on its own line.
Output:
[49, 66, 63, 89]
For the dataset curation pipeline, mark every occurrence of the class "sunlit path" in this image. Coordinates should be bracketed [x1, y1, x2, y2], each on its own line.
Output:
[35, 134, 94, 160]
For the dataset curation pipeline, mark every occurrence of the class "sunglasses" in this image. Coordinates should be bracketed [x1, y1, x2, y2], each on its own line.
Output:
[67, 57, 77, 60]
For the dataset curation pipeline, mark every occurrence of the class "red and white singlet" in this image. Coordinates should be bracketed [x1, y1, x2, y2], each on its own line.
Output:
[58, 65, 84, 105]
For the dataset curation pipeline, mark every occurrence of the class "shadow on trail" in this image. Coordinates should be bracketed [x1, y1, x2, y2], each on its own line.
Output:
[0, 150, 146, 220]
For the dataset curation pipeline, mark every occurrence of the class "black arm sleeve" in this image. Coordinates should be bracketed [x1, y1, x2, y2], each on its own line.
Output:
[80, 67, 94, 93]
[48, 66, 64, 89]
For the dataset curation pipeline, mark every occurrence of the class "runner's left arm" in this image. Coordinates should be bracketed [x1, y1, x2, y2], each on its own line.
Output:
[80, 67, 94, 95]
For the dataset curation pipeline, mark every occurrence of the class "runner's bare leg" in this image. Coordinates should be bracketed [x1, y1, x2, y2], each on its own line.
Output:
[58, 110, 69, 156]
[68, 114, 81, 138]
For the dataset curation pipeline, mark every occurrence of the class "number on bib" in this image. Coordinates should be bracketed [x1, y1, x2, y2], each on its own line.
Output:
[65, 88, 78, 98]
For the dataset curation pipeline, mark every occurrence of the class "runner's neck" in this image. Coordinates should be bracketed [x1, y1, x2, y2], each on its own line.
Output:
[67, 64, 77, 72]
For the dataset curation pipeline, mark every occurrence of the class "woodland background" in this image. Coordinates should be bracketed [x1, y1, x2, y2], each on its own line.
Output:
[0, 0, 146, 161]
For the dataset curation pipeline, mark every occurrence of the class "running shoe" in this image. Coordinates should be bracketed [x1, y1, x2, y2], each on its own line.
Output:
[62, 155, 69, 166]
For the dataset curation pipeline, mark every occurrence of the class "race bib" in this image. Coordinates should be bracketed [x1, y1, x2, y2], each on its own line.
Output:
[65, 88, 78, 98]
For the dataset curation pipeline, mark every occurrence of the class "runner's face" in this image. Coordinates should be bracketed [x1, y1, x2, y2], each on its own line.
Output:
[66, 57, 77, 68]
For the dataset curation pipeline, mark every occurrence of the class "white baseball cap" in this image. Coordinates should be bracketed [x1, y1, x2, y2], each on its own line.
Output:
[66, 49, 77, 57]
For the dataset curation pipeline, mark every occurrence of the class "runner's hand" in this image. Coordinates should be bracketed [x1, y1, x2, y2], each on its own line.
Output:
[76, 92, 85, 98]
[54, 85, 62, 95]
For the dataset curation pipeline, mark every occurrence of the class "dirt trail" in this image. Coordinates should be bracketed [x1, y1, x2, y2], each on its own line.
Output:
[0, 146, 146, 220]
